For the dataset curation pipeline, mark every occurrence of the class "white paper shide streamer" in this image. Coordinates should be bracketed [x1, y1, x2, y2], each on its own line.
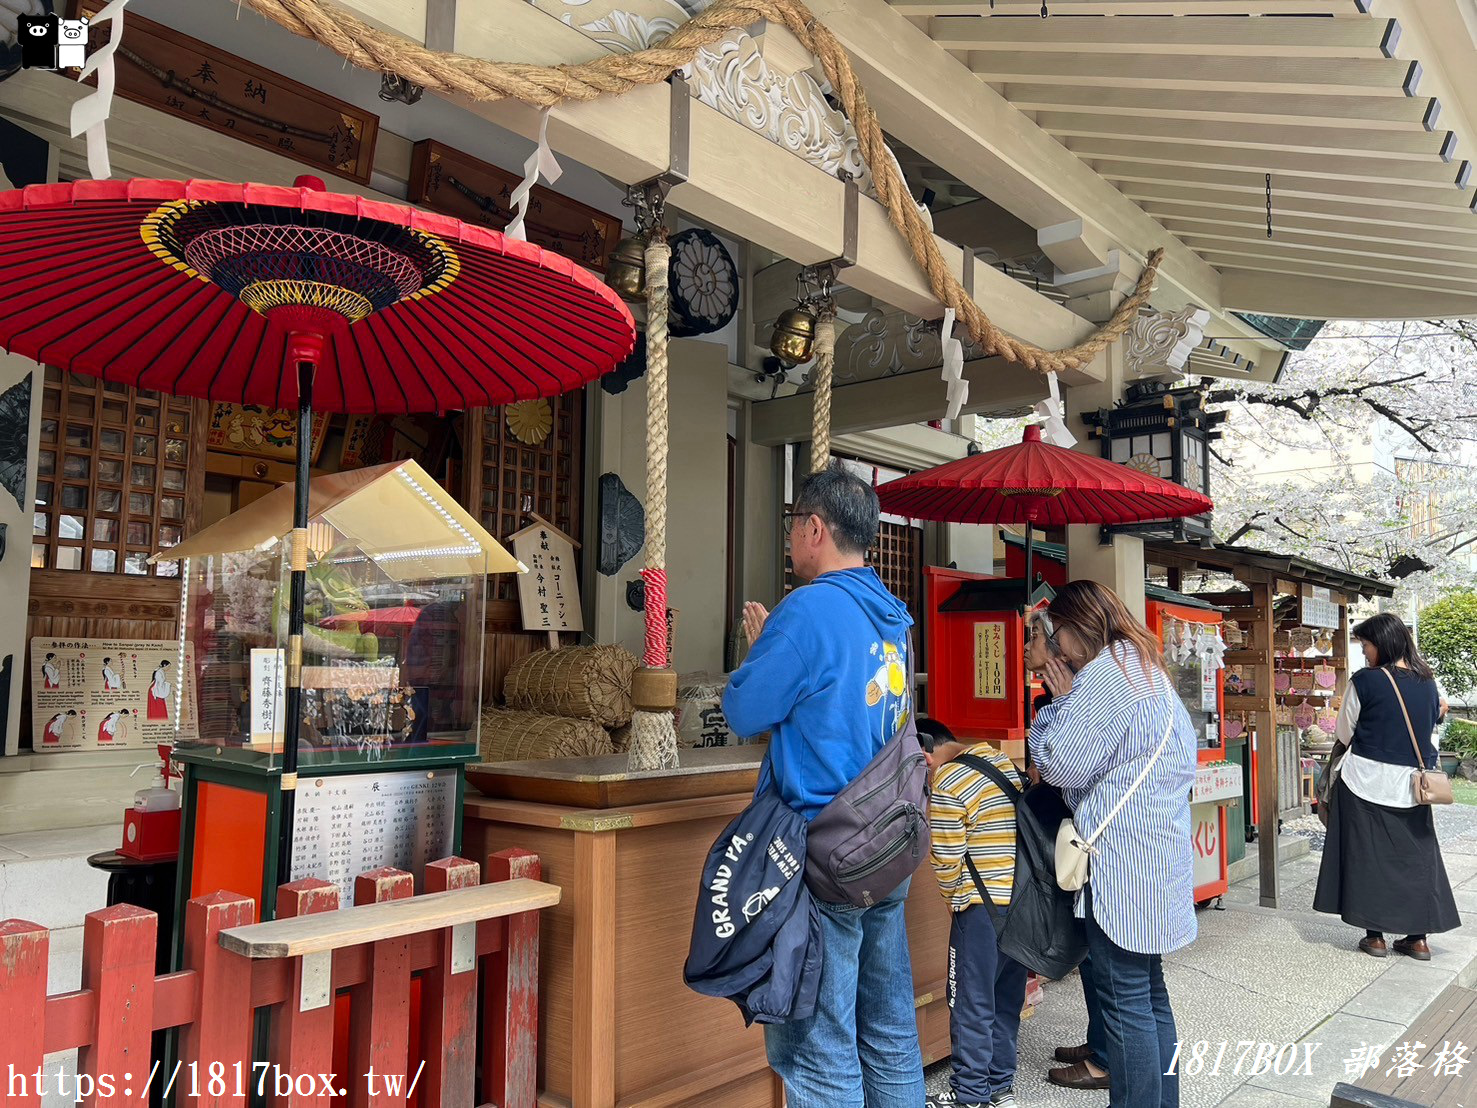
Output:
[69, 0, 130, 180]
[1033, 370, 1077, 448]
[938, 307, 968, 420]
[505, 111, 562, 242]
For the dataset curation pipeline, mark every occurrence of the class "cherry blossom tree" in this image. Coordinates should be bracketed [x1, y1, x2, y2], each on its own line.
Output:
[969, 319, 1477, 598]
[1207, 319, 1477, 596]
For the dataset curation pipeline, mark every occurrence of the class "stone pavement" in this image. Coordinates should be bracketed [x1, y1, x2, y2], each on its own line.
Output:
[925, 804, 1477, 1107]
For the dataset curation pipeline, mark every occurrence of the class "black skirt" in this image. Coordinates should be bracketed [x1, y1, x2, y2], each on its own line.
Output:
[1313, 779, 1461, 936]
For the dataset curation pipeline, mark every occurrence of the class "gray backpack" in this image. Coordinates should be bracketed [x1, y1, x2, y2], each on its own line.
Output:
[805, 631, 930, 908]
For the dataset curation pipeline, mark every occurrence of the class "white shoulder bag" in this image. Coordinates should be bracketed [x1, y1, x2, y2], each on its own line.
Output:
[1055, 706, 1177, 893]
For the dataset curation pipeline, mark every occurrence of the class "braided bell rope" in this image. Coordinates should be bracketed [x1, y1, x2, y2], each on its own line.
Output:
[640, 231, 672, 671]
[629, 232, 679, 773]
[233, 0, 1163, 373]
[810, 313, 836, 472]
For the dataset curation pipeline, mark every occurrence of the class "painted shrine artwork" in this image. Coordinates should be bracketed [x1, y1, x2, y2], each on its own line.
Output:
[32, 638, 199, 749]
[72, 1, 379, 184]
[207, 403, 330, 464]
[409, 139, 623, 273]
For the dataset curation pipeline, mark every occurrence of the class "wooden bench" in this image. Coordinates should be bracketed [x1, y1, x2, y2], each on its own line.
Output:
[1330, 983, 1477, 1107]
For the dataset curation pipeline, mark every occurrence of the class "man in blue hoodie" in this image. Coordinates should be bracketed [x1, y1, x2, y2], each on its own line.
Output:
[724, 462, 924, 1108]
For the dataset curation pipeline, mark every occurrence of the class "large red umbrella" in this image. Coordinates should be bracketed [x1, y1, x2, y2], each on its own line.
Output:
[0, 176, 635, 879]
[877, 423, 1212, 724]
[0, 178, 634, 410]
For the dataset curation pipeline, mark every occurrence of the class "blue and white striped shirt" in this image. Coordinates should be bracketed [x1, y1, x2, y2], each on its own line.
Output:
[1030, 641, 1199, 956]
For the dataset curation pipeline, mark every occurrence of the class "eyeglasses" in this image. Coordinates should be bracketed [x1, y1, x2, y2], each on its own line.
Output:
[782, 511, 817, 536]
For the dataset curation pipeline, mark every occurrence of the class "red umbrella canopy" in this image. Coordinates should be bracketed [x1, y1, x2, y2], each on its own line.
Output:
[0, 178, 636, 413]
[876, 424, 1213, 526]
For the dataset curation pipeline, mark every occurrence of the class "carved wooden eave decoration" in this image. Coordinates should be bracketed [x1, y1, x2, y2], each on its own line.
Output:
[1124, 306, 1211, 381]
[530, 0, 875, 193]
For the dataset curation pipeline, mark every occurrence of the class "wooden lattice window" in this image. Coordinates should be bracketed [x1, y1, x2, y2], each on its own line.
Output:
[872, 518, 923, 621]
[466, 392, 585, 601]
[32, 368, 199, 577]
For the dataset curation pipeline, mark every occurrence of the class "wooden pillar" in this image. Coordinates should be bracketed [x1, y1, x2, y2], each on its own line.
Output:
[270, 879, 340, 1108]
[0, 920, 49, 1108]
[79, 905, 157, 1108]
[179, 892, 256, 1108]
[347, 868, 415, 1108]
[422, 857, 482, 1108]
[1254, 580, 1281, 907]
[1335, 598, 1350, 703]
[572, 832, 617, 1108]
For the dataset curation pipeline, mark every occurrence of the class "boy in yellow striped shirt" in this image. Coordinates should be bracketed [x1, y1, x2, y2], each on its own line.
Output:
[919, 718, 1028, 1108]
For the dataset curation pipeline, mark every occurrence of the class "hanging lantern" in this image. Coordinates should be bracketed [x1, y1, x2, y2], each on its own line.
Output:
[771, 304, 818, 365]
[606, 234, 649, 301]
[1081, 379, 1226, 543]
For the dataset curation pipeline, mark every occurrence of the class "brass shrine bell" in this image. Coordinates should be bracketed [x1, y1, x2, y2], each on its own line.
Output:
[770, 305, 818, 365]
[605, 234, 649, 301]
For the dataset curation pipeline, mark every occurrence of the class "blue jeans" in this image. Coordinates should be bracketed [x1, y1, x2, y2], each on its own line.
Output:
[948, 903, 1028, 1102]
[1084, 892, 1179, 1108]
[765, 879, 925, 1107]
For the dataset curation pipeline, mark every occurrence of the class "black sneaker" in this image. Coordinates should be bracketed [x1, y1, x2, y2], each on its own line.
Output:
[990, 1091, 1017, 1107]
[926, 1090, 986, 1108]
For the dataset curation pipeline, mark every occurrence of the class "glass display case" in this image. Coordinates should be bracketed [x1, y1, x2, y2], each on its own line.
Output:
[162, 460, 512, 769]
[154, 460, 523, 922]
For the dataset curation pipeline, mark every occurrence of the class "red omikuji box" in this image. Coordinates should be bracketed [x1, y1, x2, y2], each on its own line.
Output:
[120, 807, 182, 862]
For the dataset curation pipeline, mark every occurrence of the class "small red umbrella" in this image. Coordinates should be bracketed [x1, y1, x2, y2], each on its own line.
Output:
[0, 176, 634, 881]
[877, 424, 1212, 724]
[876, 424, 1212, 527]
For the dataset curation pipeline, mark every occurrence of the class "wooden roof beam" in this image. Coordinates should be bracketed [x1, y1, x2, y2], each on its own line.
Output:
[1037, 113, 1453, 161]
[799, 0, 1227, 315]
[931, 14, 1399, 58]
[1092, 159, 1477, 212]
[1066, 137, 1469, 189]
[1220, 269, 1477, 320]
[894, 0, 1366, 15]
[966, 52, 1418, 96]
[1004, 85, 1440, 131]
[1203, 250, 1477, 295]
[750, 355, 1053, 445]
[1187, 236, 1477, 285]
[1164, 219, 1477, 268]
[1122, 181, 1477, 234]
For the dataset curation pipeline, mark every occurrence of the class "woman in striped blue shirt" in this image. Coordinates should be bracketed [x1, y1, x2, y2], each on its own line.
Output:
[1027, 581, 1199, 1108]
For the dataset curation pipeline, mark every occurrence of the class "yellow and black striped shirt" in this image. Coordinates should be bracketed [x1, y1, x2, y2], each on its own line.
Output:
[930, 743, 1020, 913]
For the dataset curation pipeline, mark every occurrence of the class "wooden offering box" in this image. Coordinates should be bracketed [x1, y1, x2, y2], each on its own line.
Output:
[463, 748, 953, 1108]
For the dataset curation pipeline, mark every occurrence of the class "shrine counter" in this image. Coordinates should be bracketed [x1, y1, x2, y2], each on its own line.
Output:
[461, 747, 953, 1108]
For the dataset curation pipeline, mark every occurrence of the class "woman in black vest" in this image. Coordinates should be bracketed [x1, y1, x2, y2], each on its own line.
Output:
[1314, 613, 1459, 958]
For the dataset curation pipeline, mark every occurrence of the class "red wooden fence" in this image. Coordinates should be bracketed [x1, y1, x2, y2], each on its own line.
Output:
[0, 849, 556, 1108]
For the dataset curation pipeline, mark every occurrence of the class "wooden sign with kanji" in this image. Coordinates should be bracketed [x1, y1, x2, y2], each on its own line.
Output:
[510, 522, 583, 634]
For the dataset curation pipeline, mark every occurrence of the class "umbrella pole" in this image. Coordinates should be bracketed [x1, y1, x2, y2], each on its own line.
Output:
[1024, 523, 1035, 737]
[277, 355, 316, 894]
